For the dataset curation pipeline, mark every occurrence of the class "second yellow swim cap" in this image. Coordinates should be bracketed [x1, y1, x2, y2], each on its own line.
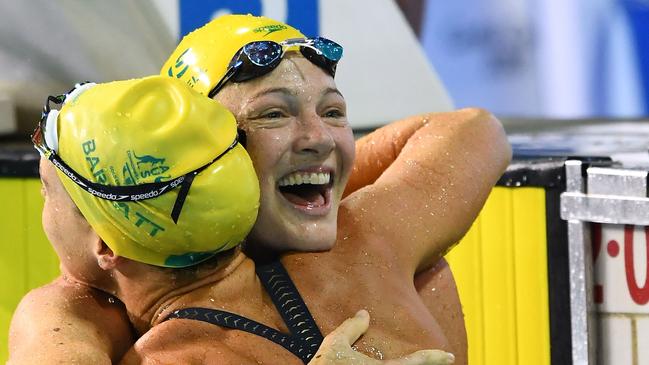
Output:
[52, 76, 260, 267]
[161, 14, 304, 96]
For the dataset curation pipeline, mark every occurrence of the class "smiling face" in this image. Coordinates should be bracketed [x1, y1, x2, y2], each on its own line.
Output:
[215, 54, 355, 252]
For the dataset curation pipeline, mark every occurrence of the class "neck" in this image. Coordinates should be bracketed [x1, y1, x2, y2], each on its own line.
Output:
[108, 248, 248, 335]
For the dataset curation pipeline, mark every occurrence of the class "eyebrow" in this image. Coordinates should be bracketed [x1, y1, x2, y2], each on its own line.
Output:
[322, 87, 344, 99]
[247, 86, 344, 104]
[247, 87, 297, 104]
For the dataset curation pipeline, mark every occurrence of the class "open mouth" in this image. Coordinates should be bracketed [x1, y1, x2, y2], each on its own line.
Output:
[278, 171, 333, 208]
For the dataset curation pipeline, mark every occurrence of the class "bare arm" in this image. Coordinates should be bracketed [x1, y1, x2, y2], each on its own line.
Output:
[415, 260, 467, 365]
[341, 108, 511, 275]
[344, 116, 427, 197]
[8, 278, 134, 365]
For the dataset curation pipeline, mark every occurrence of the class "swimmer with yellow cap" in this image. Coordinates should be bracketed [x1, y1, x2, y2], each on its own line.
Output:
[162, 14, 349, 254]
[32, 75, 260, 267]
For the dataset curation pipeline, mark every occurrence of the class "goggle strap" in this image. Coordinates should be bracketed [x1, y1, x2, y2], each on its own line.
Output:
[47, 151, 186, 200]
[170, 137, 238, 222]
[208, 65, 237, 98]
[47, 137, 239, 204]
[170, 169, 200, 223]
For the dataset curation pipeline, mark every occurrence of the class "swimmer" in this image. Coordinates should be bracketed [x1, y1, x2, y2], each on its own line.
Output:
[8, 15, 511, 365]
[12, 76, 453, 365]
[162, 15, 502, 363]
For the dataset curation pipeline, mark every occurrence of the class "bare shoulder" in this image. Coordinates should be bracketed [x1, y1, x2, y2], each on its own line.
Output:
[8, 277, 133, 365]
[120, 319, 257, 365]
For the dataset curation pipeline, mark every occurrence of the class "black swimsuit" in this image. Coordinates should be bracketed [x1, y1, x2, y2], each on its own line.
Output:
[164, 260, 323, 364]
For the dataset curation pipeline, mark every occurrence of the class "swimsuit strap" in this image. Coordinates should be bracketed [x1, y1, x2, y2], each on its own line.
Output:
[163, 260, 323, 364]
[255, 259, 324, 357]
[166, 307, 314, 363]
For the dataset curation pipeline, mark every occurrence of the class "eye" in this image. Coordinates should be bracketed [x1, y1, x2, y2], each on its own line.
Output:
[324, 109, 345, 118]
[245, 105, 291, 129]
[261, 110, 285, 119]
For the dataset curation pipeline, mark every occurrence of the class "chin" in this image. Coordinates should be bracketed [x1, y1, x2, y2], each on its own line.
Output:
[250, 206, 339, 252]
[265, 236, 336, 253]
[292, 236, 336, 252]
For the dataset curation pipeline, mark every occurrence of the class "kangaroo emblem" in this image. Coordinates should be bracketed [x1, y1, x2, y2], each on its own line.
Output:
[134, 153, 165, 167]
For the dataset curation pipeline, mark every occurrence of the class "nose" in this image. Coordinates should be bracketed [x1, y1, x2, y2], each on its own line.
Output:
[293, 114, 335, 156]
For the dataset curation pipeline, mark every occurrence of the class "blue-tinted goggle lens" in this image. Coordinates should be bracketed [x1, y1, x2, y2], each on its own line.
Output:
[243, 42, 283, 66]
[312, 37, 343, 62]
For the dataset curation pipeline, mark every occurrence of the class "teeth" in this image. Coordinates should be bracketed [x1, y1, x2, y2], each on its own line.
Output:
[278, 172, 331, 187]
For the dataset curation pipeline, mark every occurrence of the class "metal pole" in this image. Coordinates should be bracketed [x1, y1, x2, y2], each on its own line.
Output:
[562, 160, 597, 365]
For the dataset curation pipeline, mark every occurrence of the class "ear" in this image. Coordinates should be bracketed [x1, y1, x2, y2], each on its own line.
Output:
[93, 238, 122, 270]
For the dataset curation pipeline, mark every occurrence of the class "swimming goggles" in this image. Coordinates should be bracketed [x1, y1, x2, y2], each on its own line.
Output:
[31, 82, 239, 223]
[208, 37, 343, 98]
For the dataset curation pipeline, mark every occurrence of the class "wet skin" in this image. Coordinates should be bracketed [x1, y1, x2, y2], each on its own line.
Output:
[8, 161, 134, 365]
[216, 54, 467, 363]
[113, 56, 510, 363]
[215, 54, 355, 253]
[8, 55, 509, 364]
[118, 107, 509, 364]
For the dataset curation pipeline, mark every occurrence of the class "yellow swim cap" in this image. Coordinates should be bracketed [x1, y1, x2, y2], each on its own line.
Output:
[161, 14, 304, 96]
[51, 76, 259, 267]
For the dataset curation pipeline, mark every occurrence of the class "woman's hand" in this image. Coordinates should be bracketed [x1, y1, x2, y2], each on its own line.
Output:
[309, 310, 455, 365]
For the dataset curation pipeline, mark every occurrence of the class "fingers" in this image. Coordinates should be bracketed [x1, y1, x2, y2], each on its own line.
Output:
[315, 310, 454, 365]
[328, 309, 370, 345]
[384, 350, 455, 365]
